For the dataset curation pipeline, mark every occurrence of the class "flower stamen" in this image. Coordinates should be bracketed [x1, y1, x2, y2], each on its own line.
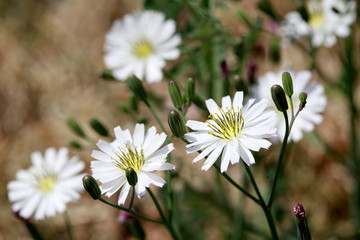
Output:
[206, 107, 244, 140]
[133, 40, 153, 58]
[112, 143, 145, 172]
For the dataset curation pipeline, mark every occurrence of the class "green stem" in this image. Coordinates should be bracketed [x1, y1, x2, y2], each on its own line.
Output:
[268, 112, 290, 208]
[24, 221, 44, 240]
[147, 188, 180, 240]
[129, 187, 135, 209]
[145, 101, 167, 134]
[178, 108, 189, 133]
[64, 211, 74, 240]
[243, 163, 279, 240]
[99, 198, 163, 224]
[213, 164, 259, 204]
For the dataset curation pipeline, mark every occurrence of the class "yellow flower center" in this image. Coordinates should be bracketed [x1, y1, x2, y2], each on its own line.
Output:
[38, 176, 56, 192]
[307, 0, 325, 29]
[112, 144, 145, 172]
[133, 40, 153, 58]
[206, 107, 244, 140]
[309, 13, 325, 28]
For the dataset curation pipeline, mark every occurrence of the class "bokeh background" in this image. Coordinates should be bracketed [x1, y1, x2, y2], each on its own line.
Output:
[0, 0, 359, 239]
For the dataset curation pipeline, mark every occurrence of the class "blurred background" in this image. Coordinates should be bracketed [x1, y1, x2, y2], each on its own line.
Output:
[0, 0, 359, 239]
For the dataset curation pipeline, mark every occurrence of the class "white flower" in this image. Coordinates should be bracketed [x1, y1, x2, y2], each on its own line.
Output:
[91, 124, 175, 205]
[185, 92, 277, 173]
[251, 70, 327, 142]
[280, 0, 356, 47]
[104, 10, 181, 83]
[7, 148, 85, 220]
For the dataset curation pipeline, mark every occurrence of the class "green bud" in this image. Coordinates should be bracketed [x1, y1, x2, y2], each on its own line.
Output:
[127, 77, 147, 102]
[117, 102, 129, 113]
[282, 72, 294, 97]
[89, 118, 108, 137]
[192, 94, 207, 111]
[126, 167, 138, 187]
[299, 92, 308, 110]
[168, 110, 185, 138]
[168, 81, 183, 109]
[69, 140, 82, 149]
[128, 95, 138, 113]
[100, 69, 116, 80]
[67, 118, 86, 138]
[271, 84, 288, 112]
[82, 175, 101, 200]
[185, 78, 195, 101]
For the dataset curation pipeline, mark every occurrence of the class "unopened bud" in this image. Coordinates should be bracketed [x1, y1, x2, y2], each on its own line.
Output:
[83, 175, 101, 200]
[168, 110, 185, 138]
[185, 78, 195, 101]
[100, 69, 116, 80]
[127, 77, 147, 102]
[117, 102, 129, 113]
[299, 92, 308, 111]
[89, 118, 108, 137]
[129, 95, 138, 113]
[126, 167, 138, 187]
[220, 60, 229, 79]
[69, 140, 82, 149]
[294, 203, 311, 240]
[282, 72, 293, 97]
[271, 84, 288, 112]
[67, 118, 86, 138]
[168, 81, 183, 109]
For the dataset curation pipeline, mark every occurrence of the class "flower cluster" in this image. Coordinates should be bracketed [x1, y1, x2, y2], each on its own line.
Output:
[280, 0, 356, 47]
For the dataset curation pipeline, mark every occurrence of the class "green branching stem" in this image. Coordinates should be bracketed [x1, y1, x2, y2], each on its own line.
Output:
[178, 108, 189, 133]
[99, 197, 163, 224]
[129, 187, 135, 209]
[268, 112, 290, 208]
[147, 188, 180, 240]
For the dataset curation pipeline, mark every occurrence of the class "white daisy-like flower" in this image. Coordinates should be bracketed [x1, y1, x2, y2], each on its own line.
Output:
[251, 70, 327, 142]
[7, 148, 85, 220]
[280, 0, 356, 47]
[185, 92, 277, 173]
[104, 10, 181, 83]
[91, 124, 175, 205]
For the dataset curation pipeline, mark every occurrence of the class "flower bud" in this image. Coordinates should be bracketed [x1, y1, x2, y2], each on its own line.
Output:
[126, 167, 138, 187]
[168, 81, 183, 109]
[67, 118, 86, 138]
[299, 92, 307, 111]
[89, 118, 108, 137]
[168, 110, 185, 138]
[294, 203, 311, 240]
[69, 140, 82, 149]
[117, 102, 129, 113]
[100, 69, 115, 80]
[185, 78, 195, 101]
[282, 72, 293, 97]
[271, 84, 288, 112]
[83, 175, 101, 200]
[127, 77, 147, 102]
[129, 95, 138, 113]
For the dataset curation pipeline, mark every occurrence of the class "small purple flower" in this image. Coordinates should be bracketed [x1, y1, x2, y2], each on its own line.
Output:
[294, 203, 305, 222]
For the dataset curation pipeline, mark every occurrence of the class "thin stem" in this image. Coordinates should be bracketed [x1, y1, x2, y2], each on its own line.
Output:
[145, 101, 167, 134]
[243, 163, 279, 240]
[129, 187, 135, 209]
[268, 112, 290, 208]
[64, 211, 73, 240]
[289, 97, 294, 119]
[24, 221, 44, 240]
[213, 164, 259, 204]
[99, 197, 163, 224]
[178, 108, 189, 133]
[147, 188, 180, 240]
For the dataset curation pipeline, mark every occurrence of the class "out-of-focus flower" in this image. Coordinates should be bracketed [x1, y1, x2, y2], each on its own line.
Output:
[185, 91, 277, 172]
[280, 0, 356, 47]
[251, 70, 327, 142]
[104, 10, 181, 83]
[7, 148, 85, 220]
[91, 124, 175, 205]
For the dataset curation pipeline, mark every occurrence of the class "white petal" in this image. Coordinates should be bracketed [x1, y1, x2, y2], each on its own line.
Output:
[118, 183, 131, 205]
[133, 124, 145, 146]
[201, 145, 223, 171]
[205, 98, 219, 114]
